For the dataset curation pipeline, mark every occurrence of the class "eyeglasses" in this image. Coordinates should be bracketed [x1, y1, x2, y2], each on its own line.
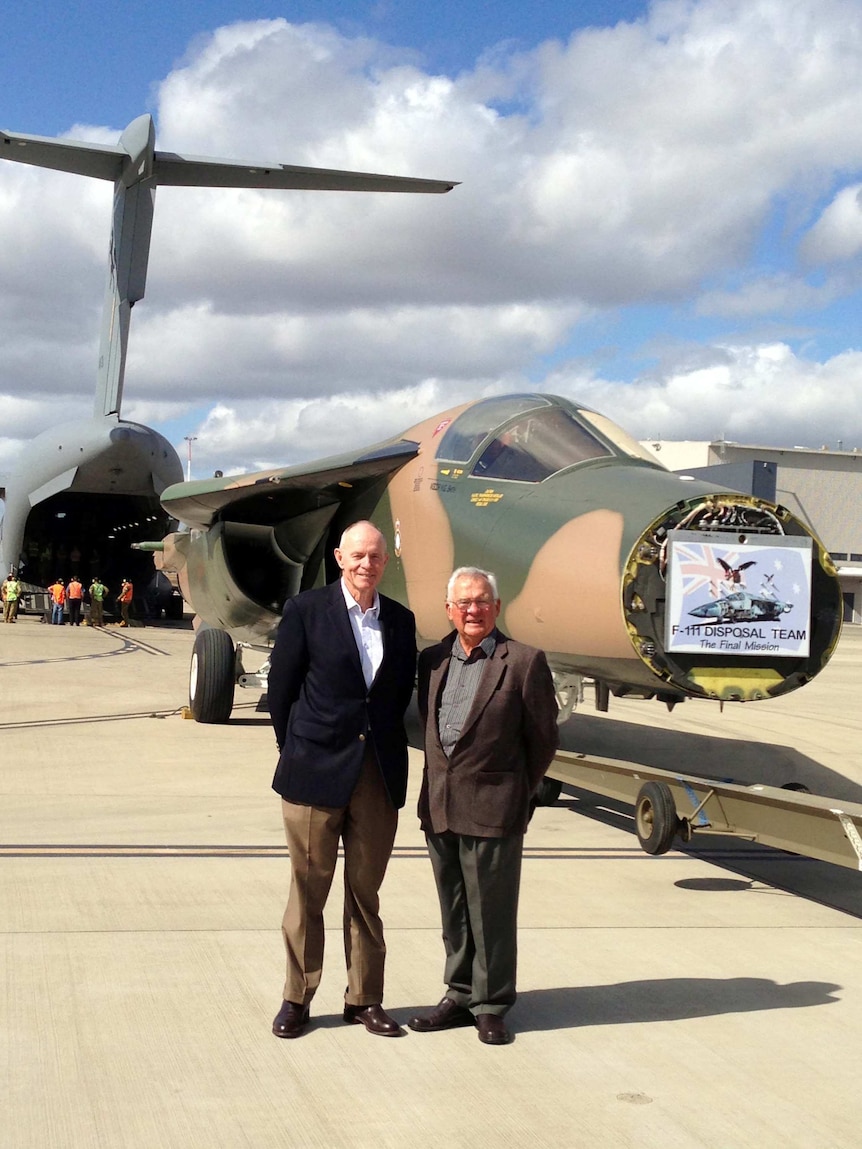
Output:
[447, 599, 495, 612]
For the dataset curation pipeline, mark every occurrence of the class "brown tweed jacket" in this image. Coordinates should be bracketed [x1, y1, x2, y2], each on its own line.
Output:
[417, 630, 558, 838]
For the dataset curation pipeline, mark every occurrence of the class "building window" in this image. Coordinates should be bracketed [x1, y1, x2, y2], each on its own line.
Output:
[830, 552, 848, 561]
[851, 554, 862, 562]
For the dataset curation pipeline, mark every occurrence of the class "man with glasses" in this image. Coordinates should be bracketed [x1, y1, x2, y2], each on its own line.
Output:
[408, 566, 558, 1045]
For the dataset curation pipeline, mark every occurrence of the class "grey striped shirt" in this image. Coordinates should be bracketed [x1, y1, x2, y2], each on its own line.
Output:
[438, 631, 498, 757]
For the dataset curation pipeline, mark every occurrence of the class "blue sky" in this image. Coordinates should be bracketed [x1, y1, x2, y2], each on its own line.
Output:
[3, 0, 862, 477]
[4, 2, 649, 134]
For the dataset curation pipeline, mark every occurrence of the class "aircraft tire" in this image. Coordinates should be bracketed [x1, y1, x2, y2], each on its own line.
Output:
[535, 777, 563, 806]
[189, 628, 235, 723]
[635, 781, 680, 855]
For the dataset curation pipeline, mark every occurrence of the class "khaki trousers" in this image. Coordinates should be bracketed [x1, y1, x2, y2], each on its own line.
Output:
[280, 750, 397, 1007]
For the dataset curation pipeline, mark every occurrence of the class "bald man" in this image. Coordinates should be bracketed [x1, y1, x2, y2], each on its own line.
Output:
[268, 521, 417, 1039]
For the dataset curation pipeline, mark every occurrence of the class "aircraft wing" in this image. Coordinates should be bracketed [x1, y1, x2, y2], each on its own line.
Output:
[152, 152, 457, 193]
[160, 439, 420, 529]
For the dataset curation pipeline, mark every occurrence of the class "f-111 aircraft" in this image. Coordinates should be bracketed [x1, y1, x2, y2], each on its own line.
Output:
[149, 392, 842, 723]
[689, 589, 793, 623]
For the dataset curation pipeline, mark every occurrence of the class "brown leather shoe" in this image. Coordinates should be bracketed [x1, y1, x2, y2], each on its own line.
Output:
[476, 1014, 511, 1045]
[407, 997, 474, 1032]
[342, 1003, 402, 1036]
[272, 1000, 310, 1039]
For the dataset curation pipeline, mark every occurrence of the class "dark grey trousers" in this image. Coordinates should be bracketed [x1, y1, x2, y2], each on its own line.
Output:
[425, 829, 524, 1016]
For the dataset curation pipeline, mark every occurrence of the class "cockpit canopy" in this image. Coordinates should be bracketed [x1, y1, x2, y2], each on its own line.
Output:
[436, 394, 659, 483]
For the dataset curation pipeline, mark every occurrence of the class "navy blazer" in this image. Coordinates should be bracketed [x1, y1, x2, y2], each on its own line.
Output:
[269, 581, 417, 809]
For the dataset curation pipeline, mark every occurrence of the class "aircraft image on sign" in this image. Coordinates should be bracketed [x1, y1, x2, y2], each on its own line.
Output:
[0, 116, 456, 593]
[146, 393, 843, 723]
[688, 591, 792, 623]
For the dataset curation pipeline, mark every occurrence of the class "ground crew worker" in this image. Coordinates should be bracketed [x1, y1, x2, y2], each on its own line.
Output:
[89, 577, 108, 626]
[3, 571, 21, 623]
[117, 578, 133, 626]
[66, 576, 84, 626]
[48, 578, 66, 625]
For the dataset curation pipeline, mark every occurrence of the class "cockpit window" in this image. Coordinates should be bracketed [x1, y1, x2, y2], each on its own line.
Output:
[471, 406, 612, 483]
[436, 396, 551, 462]
[577, 409, 660, 463]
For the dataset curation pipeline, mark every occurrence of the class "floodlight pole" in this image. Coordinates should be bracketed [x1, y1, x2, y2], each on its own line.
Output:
[184, 436, 198, 482]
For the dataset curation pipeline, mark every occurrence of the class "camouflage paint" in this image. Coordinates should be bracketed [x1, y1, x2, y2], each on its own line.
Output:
[157, 394, 843, 704]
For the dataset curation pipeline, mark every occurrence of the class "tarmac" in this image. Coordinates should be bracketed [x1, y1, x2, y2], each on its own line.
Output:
[2, 614, 862, 1148]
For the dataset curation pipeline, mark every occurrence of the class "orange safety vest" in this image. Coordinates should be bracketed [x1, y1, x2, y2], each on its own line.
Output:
[67, 581, 83, 600]
[119, 582, 133, 603]
[50, 583, 66, 605]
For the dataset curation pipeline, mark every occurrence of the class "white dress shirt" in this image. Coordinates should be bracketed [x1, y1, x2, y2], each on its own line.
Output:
[341, 579, 384, 689]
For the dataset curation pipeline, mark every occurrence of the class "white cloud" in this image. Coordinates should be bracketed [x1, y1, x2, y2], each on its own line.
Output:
[3, 0, 862, 479]
[547, 342, 862, 450]
[801, 183, 862, 264]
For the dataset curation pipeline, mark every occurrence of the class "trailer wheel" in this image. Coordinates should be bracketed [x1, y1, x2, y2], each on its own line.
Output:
[635, 781, 680, 855]
[189, 628, 235, 723]
[535, 777, 563, 807]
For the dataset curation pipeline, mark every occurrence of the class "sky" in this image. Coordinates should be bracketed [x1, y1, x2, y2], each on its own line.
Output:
[3, 0, 862, 480]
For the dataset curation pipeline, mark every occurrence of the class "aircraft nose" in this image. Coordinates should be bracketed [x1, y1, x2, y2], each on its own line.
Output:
[689, 603, 717, 618]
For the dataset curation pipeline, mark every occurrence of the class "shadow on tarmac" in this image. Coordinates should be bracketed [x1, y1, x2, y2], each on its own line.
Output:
[514, 977, 841, 1031]
[559, 713, 862, 805]
[562, 791, 862, 920]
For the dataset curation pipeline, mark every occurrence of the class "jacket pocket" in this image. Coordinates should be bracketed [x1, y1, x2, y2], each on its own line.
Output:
[469, 770, 523, 829]
[291, 718, 339, 747]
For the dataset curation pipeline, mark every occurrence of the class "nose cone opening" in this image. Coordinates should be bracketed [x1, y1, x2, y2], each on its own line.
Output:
[622, 494, 842, 702]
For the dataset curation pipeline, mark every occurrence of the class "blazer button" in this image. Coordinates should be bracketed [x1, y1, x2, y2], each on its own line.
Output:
[359, 734, 366, 742]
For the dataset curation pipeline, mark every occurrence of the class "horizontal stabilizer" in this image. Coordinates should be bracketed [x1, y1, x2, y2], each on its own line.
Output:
[1, 129, 124, 181]
[152, 153, 457, 193]
[2, 124, 456, 193]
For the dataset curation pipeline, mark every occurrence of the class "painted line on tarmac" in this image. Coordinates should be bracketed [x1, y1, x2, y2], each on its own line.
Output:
[0, 630, 172, 667]
[0, 707, 185, 729]
[0, 699, 264, 729]
[0, 842, 785, 862]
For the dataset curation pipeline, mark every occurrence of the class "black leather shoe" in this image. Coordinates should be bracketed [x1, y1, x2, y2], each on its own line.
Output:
[343, 1002, 402, 1036]
[476, 1014, 511, 1045]
[272, 1000, 310, 1039]
[407, 997, 474, 1032]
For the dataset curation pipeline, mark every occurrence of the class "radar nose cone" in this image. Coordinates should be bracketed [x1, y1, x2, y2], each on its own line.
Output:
[689, 602, 721, 618]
